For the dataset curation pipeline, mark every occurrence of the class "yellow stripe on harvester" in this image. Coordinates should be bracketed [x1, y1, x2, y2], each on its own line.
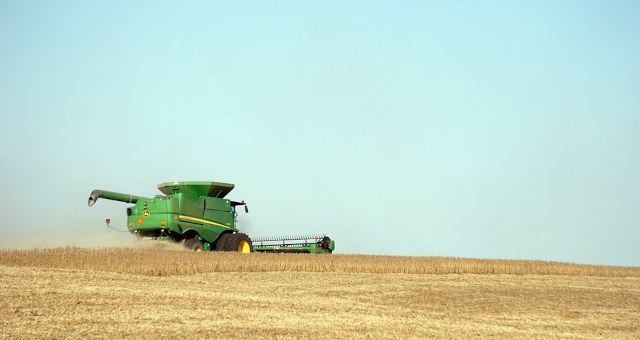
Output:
[179, 215, 231, 229]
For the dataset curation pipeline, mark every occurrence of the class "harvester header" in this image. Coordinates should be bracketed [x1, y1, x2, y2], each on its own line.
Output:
[253, 235, 335, 254]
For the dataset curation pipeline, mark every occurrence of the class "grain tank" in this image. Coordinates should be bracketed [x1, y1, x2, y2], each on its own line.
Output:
[88, 181, 252, 252]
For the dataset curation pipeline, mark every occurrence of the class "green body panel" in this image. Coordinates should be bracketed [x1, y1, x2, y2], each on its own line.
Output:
[204, 197, 231, 211]
[178, 194, 204, 219]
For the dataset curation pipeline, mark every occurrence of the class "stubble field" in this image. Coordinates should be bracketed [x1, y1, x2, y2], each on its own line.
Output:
[1, 245, 639, 339]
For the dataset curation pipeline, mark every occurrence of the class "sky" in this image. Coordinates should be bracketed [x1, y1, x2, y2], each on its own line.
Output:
[1, 1, 638, 266]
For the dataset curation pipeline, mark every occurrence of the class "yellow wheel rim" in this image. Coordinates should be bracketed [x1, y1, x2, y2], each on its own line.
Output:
[238, 240, 250, 253]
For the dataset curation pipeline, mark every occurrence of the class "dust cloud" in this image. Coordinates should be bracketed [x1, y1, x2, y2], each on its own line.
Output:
[235, 215, 254, 236]
[0, 224, 185, 251]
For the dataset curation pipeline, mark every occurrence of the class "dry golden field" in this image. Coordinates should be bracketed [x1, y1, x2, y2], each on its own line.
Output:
[1, 245, 639, 339]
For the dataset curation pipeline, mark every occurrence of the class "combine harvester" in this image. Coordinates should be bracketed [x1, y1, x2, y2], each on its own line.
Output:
[87, 181, 334, 254]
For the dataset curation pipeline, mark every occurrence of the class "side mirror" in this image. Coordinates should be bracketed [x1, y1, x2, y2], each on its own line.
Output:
[245, 205, 249, 213]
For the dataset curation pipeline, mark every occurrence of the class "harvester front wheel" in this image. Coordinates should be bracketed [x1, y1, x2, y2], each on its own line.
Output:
[228, 233, 253, 253]
[215, 233, 232, 251]
[185, 238, 204, 252]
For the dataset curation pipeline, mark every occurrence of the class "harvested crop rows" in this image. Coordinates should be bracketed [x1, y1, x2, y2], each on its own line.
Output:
[1, 246, 639, 339]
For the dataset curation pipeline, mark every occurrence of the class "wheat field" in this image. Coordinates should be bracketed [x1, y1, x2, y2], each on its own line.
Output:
[1, 245, 639, 339]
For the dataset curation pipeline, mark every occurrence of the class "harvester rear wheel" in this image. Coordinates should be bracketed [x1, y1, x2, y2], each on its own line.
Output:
[228, 233, 253, 253]
[322, 236, 333, 253]
[215, 233, 232, 251]
[185, 238, 204, 252]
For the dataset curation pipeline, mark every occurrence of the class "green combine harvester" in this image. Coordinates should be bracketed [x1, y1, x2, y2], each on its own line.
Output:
[87, 181, 334, 254]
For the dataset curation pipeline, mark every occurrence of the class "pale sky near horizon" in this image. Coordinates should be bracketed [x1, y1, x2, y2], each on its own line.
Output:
[1, 1, 638, 266]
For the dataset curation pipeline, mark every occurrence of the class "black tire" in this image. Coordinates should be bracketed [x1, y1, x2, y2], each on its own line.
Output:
[322, 236, 331, 249]
[215, 233, 233, 251]
[185, 238, 204, 252]
[227, 233, 253, 253]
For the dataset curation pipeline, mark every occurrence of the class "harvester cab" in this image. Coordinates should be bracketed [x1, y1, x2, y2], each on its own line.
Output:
[88, 181, 334, 254]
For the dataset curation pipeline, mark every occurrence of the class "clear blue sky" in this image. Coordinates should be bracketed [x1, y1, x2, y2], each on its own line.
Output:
[1, 1, 638, 266]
